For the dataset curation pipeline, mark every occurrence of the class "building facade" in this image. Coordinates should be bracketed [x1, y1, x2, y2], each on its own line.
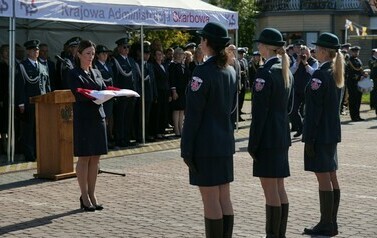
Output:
[255, 0, 377, 63]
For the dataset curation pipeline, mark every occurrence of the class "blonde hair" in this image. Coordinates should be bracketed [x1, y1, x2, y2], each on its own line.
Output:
[270, 46, 290, 88]
[332, 49, 345, 88]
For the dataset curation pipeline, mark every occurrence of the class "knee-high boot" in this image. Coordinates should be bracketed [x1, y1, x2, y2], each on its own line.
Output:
[223, 215, 234, 238]
[205, 217, 223, 238]
[304, 190, 334, 236]
[333, 189, 340, 235]
[279, 203, 289, 238]
[266, 205, 281, 238]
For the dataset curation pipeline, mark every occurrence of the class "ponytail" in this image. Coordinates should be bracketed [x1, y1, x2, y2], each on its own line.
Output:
[332, 49, 345, 88]
[275, 47, 290, 88]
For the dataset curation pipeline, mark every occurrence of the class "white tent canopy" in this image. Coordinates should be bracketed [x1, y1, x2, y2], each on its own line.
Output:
[1, 0, 238, 163]
[13, 0, 238, 29]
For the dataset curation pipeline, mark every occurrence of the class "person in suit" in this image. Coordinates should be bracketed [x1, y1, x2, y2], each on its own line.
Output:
[68, 39, 107, 212]
[38, 43, 56, 91]
[168, 47, 190, 137]
[131, 41, 157, 142]
[346, 46, 364, 121]
[94, 45, 115, 149]
[248, 28, 293, 238]
[289, 45, 319, 137]
[248, 51, 263, 87]
[112, 37, 139, 147]
[15, 39, 51, 162]
[151, 49, 170, 139]
[181, 22, 237, 238]
[0, 44, 9, 154]
[59, 37, 81, 89]
[368, 49, 377, 115]
[237, 47, 248, 120]
[302, 32, 344, 236]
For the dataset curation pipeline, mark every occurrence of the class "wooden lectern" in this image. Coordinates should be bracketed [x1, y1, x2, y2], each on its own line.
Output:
[30, 90, 76, 180]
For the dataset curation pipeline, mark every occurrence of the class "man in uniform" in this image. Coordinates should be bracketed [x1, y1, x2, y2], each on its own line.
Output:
[346, 46, 364, 121]
[58, 37, 80, 89]
[184, 42, 196, 55]
[238, 47, 248, 120]
[15, 39, 51, 161]
[369, 48, 377, 116]
[290, 45, 318, 137]
[248, 51, 262, 87]
[38, 43, 56, 91]
[112, 37, 139, 147]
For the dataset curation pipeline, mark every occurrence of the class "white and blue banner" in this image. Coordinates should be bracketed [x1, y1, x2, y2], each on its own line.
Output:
[15, 0, 238, 29]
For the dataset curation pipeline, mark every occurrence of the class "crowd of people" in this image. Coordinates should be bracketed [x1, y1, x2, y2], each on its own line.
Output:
[0, 34, 223, 161]
[1, 21, 377, 237]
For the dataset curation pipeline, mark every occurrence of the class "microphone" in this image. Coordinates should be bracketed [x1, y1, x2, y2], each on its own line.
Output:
[55, 55, 74, 69]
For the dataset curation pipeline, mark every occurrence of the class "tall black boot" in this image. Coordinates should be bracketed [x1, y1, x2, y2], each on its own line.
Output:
[279, 203, 289, 238]
[223, 215, 234, 238]
[266, 205, 281, 238]
[333, 189, 340, 236]
[205, 217, 223, 238]
[304, 190, 334, 236]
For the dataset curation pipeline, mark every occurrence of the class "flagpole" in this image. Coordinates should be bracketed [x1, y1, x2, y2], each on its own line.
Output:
[345, 27, 348, 44]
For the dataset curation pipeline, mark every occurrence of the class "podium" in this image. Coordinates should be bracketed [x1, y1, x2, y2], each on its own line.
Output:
[30, 90, 76, 180]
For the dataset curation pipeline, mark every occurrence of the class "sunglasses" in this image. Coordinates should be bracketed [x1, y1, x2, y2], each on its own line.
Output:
[123, 45, 130, 49]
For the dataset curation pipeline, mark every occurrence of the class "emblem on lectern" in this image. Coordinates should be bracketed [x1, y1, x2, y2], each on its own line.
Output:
[60, 105, 73, 121]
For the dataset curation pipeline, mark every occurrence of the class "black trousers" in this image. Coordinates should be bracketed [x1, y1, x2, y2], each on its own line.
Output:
[21, 105, 36, 161]
[290, 92, 305, 132]
[347, 84, 362, 120]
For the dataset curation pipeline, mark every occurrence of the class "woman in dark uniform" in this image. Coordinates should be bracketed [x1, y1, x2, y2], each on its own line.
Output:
[302, 32, 344, 237]
[168, 47, 190, 137]
[181, 22, 237, 238]
[248, 28, 293, 238]
[69, 40, 107, 212]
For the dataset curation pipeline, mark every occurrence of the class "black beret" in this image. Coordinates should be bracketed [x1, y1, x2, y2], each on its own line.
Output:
[24, 39, 40, 50]
[96, 45, 112, 54]
[238, 47, 246, 53]
[66, 37, 81, 47]
[293, 39, 305, 46]
[115, 37, 129, 46]
[350, 46, 361, 51]
[184, 42, 196, 50]
[312, 32, 340, 50]
[254, 28, 285, 47]
[197, 22, 231, 46]
[252, 51, 261, 56]
[341, 43, 351, 48]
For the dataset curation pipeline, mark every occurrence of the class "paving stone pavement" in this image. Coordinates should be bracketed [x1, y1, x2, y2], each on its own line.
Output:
[0, 103, 376, 238]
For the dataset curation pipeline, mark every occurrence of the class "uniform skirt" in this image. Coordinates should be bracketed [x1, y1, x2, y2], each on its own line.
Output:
[253, 148, 290, 178]
[73, 117, 108, 157]
[189, 156, 234, 186]
[304, 143, 338, 172]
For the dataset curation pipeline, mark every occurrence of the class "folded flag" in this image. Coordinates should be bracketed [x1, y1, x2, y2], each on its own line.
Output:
[77, 88, 140, 105]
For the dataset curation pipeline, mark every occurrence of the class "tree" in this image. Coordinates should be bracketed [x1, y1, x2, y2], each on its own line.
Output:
[210, 0, 258, 50]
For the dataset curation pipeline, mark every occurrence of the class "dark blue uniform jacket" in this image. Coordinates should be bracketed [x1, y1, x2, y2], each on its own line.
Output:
[302, 62, 341, 144]
[181, 56, 237, 160]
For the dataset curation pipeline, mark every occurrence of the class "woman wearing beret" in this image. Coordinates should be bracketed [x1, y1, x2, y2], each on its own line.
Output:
[69, 40, 107, 212]
[248, 28, 293, 238]
[302, 32, 344, 237]
[181, 22, 237, 237]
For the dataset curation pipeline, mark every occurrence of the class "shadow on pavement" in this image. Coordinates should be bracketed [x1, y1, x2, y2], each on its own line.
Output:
[0, 209, 81, 236]
[0, 178, 50, 191]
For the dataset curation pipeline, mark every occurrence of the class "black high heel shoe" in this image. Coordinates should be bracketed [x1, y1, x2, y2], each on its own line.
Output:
[80, 196, 95, 212]
[93, 204, 104, 210]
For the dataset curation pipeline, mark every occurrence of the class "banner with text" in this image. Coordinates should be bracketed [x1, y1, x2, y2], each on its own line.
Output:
[15, 0, 238, 29]
[0, 0, 13, 17]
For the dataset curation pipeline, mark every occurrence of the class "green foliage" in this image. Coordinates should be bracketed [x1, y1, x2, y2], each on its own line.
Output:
[209, 0, 258, 49]
[144, 30, 191, 50]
